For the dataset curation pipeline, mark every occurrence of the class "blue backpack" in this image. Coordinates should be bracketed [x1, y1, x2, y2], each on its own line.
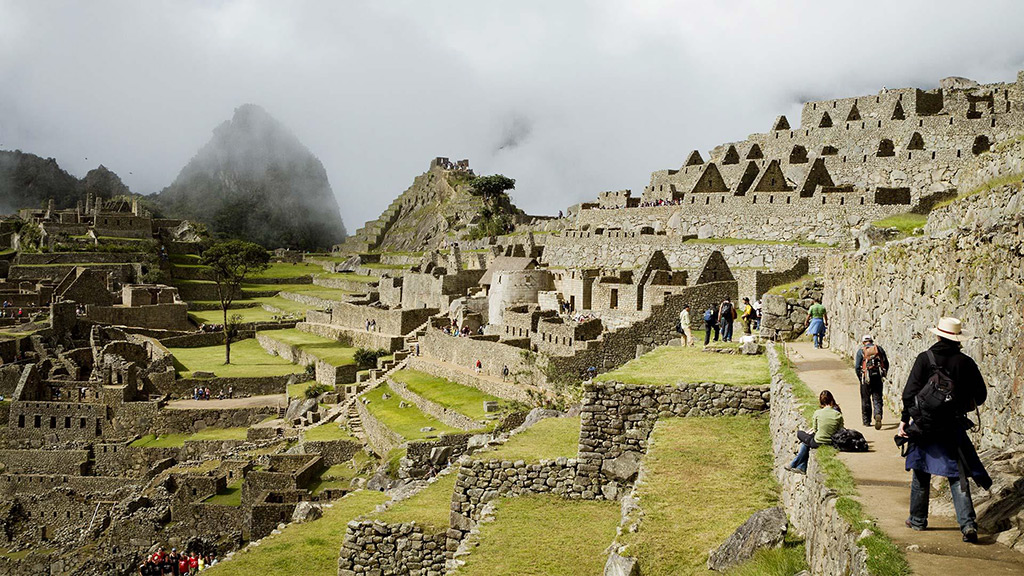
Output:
[703, 308, 714, 322]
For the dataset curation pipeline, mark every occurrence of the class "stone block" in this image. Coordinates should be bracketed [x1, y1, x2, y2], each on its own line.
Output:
[707, 507, 787, 571]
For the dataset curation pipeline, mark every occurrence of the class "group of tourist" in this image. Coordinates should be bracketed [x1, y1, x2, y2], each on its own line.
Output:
[192, 386, 231, 401]
[0, 300, 29, 319]
[785, 316, 990, 544]
[677, 296, 761, 347]
[364, 319, 378, 332]
[138, 547, 217, 575]
[442, 320, 483, 337]
[197, 323, 223, 333]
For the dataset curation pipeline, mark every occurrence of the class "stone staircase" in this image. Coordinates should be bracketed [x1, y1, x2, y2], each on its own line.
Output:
[338, 197, 404, 254]
[343, 397, 366, 442]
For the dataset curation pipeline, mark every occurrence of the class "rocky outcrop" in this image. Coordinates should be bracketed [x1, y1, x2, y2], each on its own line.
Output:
[758, 279, 823, 341]
[154, 104, 347, 250]
[707, 507, 788, 571]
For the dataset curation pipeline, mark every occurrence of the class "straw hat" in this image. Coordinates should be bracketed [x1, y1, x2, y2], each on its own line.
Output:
[929, 317, 966, 342]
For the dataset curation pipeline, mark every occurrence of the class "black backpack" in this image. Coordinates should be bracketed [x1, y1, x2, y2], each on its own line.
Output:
[908, 351, 958, 438]
[831, 428, 869, 452]
[720, 301, 733, 319]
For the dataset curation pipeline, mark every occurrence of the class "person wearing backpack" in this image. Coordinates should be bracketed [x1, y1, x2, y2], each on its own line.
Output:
[703, 305, 719, 346]
[854, 335, 889, 429]
[784, 390, 843, 475]
[740, 297, 755, 335]
[897, 317, 990, 543]
[718, 297, 736, 342]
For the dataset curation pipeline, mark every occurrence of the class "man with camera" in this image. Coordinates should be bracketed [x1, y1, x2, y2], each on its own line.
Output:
[897, 317, 990, 543]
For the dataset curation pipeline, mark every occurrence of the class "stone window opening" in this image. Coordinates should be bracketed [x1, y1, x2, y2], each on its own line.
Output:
[919, 119, 923, 127]
[877, 120, 882, 127]
[18, 415, 24, 427]
[610, 289, 618, 310]
[861, 121, 865, 129]
[957, 149, 961, 158]
[931, 151, 936, 160]
[876, 139, 895, 157]
[991, 118, 996, 128]
[769, 195, 774, 204]
[949, 117, 954, 125]
[705, 197, 710, 205]
[863, 155, 867, 162]
[813, 103, 817, 110]
[822, 196, 826, 205]
[720, 197, 725, 203]
[752, 196, 757, 204]
[79, 418, 86, 428]
[860, 197, 865, 205]
[64, 417, 70, 428]
[840, 197, 845, 205]
[833, 101, 837, 108]
[34, 415, 41, 428]
[786, 197, 791, 204]
[972, 135, 991, 155]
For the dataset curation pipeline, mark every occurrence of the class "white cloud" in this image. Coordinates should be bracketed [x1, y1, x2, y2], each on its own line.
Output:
[2, 0, 1024, 227]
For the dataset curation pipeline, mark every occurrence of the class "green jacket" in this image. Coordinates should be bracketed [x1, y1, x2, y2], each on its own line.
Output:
[813, 407, 843, 445]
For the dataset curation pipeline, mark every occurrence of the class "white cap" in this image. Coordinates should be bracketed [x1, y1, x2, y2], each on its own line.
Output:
[862, 334, 873, 342]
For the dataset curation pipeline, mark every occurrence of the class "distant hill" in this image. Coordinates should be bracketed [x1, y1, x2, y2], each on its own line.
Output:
[0, 150, 136, 214]
[153, 104, 347, 250]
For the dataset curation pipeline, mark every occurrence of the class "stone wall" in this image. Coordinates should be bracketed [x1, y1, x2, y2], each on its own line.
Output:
[400, 433, 474, 480]
[255, 333, 356, 388]
[296, 321, 405, 353]
[767, 346, 869, 575]
[419, 329, 546, 389]
[152, 406, 276, 435]
[355, 398, 403, 456]
[824, 157, 1024, 449]
[0, 449, 88, 475]
[300, 439, 362, 466]
[329, 301, 437, 336]
[163, 374, 299, 399]
[86, 303, 192, 332]
[337, 520, 447, 576]
[407, 357, 531, 402]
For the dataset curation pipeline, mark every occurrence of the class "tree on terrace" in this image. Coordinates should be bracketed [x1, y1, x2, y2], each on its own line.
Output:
[468, 174, 515, 200]
[201, 240, 270, 364]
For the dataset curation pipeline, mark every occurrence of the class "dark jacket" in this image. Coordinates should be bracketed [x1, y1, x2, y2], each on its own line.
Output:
[854, 343, 889, 381]
[901, 338, 986, 424]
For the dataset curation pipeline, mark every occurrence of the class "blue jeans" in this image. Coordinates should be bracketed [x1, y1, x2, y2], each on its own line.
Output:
[813, 333, 824, 348]
[908, 469, 977, 533]
[789, 442, 811, 472]
[720, 320, 733, 342]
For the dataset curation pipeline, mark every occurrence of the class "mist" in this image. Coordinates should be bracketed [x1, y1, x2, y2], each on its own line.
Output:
[2, 0, 1024, 228]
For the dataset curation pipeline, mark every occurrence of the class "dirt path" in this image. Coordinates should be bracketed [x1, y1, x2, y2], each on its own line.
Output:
[787, 341, 1024, 573]
[166, 394, 286, 410]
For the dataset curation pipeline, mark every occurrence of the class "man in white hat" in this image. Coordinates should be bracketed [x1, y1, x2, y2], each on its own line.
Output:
[854, 334, 889, 429]
[897, 317, 990, 543]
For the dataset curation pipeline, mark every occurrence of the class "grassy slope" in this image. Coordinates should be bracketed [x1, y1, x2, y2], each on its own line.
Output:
[391, 369, 505, 421]
[472, 417, 580, 462]
[130, 427, 250, 448]
[258, 328, 356, 367]
[303, 423, 359, 443]
[597, 346, 769, 387]
[374, 473, 458, 530]
[204, 490, 388, 576]
[359, 384, 462, 441]
[455, 495, 620, 576]
[168, 338, 304, 378]
[620, 416, 777, 576]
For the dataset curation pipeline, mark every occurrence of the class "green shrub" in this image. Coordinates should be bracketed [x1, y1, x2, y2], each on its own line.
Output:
[304, 383, 330, 399]
[353, 347, 389, 368]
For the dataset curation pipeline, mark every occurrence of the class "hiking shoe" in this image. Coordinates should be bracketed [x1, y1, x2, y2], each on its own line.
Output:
[905, 519, 926, 531]
[784, 465, 805, 475]
[963, 529, 978, 543]
[874, 417, 882, 430]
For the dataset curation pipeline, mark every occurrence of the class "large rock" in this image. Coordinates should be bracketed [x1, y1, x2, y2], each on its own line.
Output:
[284, 398, 317, 421]
[604, 552, 640, 576]
[601, 451, 643, 482]
[519, 408, 563, 430]
[707, 507, 787, 571]
[291, 501, 322, 523]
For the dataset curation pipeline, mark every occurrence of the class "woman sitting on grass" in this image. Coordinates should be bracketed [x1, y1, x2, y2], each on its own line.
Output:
[785, 390, 843, 475]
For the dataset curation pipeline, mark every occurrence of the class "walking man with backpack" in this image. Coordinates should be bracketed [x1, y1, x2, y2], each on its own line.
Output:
[718, 297, 736, 343]
[703, 304, 719, 346]
[854, 335, 889, 429]
[897, 317, 991, 543]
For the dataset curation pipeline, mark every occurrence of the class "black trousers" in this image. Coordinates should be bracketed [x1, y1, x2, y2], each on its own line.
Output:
[704, 320, 719, 345]
[860, 373, 884, 424]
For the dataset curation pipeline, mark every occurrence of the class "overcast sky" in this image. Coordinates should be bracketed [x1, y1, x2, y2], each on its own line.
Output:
[3, 1, 1024, 229]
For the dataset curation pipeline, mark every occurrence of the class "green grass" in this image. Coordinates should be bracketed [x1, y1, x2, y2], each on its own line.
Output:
[724, 537, 807, 576]
[204, 480, 243, 506]
[362, 262, 411, 270]
[473, 417, 580, 462]
[169, 338, 305, 378]
[359, 384, 462, 441]
[456, 495, 621, 576]
[303, 423, 358, 443]
[776, 345, 909, 576]
[259, 328, 357, 367]
[0, 547, 55, 560]
[288, 380, 333, 399]
[204, 490, 387, 576]
[391, 369, 506, 421]
[249, 262, 322, 279]
[620, 417, 777, 576]
[276, 285, 354, 301]
[597, 345, 769, 387]
[130, 427, 249, 448]
[309, 453, 376, 494]
[315, 272, 378, 283]
[872, 213, 927, 236]
[374, 473, 458, 530]
[766, 274, 819, 297]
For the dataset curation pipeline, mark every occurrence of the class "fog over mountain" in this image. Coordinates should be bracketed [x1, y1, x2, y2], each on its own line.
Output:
[2, 1, 1024, 227]
[154, 104, 347, 250]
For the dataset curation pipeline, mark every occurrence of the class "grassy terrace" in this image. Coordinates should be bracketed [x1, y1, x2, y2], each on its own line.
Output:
[309, 452, 376, 494]
[766, 274, 818, 297]
[620, 416, 783, 575]
[597, 345, 770, 387]
[288, 380, 333, 399]
[188, 295, 312, 325]
[259, 328, 357, 367]
[457, 495, 620, 576]
[314, 271, 378, 283]
[872, 213, 928, 236]
[374, 472, 458, 530]
[391, 369, 506, 421]
[303, 422, 359, 443]
[473, 416, 580, 462]
[204, 490, 388, 576]
[169, 338, 305, 378]
[130, 427, 250, 448]
[359, 384, 462, 441]
[204, 480, 243, 506]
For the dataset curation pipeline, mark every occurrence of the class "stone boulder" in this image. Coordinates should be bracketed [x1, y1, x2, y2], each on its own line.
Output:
[604, 552, 640, 576]
[940, 76, 980, 91]
[601, 451, 643, 482]
[707, 507, 787, 571]
[519, 408, 563, 430]
[740, 340, 762, 355]
[284, 398, 317, 422]
[291, 501, 322, 523]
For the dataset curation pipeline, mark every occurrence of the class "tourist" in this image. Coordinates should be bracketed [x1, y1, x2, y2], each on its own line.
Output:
[226, 385, 233, 399]
[898, 317, 990, 543]
[740, 297, 755, 335]
[677, 304, 695, 347]
[702, 304, 719, 346]
[785, 390, 843, 474]
[805, 299, 827, 348]
[137, 556, 154, 576]
[204, 386, 211, 400]
[501, 365, 510, 381]
[474, 359, 482, 373]
[188, 552, 199, 574]
[718, 297, 735, 343]
[854, 335, 889, 429]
